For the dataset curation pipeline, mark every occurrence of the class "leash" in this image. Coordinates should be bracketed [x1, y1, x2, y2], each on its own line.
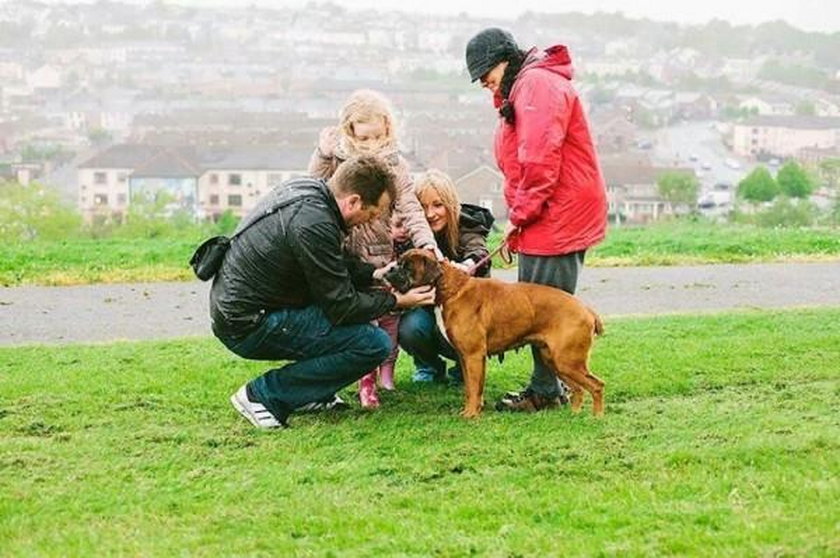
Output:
[466, 240, 513, 276]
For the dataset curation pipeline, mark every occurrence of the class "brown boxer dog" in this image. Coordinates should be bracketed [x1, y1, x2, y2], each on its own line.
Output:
[393, 248, 605, 418]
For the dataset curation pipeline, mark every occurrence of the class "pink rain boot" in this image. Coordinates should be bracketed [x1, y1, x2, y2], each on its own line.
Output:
[358, 372, 380, 409]
[379, 361, 396, 391]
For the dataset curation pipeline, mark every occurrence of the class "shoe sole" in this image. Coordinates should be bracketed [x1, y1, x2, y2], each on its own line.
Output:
[230, 391, 281, 429]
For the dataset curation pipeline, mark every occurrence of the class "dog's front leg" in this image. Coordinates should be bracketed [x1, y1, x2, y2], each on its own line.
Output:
[460, 353, 486, 418]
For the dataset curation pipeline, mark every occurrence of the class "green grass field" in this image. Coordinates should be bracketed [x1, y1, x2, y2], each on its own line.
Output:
[2, 309, 839, 556]
[2, 222, 839, 286]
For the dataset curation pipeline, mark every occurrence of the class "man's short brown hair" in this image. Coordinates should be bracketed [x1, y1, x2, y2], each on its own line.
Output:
[330, 156, 397, 208]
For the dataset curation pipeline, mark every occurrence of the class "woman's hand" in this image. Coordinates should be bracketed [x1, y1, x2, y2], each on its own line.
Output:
[317, 126, 339, 159]
[372, 261, 397, 282]
[424, 245, 445, 261]
[504, 221, 520, 242]
[451, 259, 474, 273]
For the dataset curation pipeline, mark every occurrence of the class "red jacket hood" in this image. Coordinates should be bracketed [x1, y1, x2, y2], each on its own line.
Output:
[493, 45, 573, 107]
[523, 45, 574, 80]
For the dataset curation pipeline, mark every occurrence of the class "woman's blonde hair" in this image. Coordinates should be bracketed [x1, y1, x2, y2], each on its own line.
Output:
[415, 169, 461, 255]
[338, 89, 397, 156]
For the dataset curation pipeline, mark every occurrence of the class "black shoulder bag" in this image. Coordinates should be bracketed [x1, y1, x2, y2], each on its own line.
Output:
[189, 201, 289, 281]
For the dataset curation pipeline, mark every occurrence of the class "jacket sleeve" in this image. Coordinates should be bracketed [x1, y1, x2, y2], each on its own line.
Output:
[393, 158, 437, 250]
[291, 220, 395, 325]
[343, 249, 377, 289]
[459, 230, 489, 262]
[307, 127, 339, 180]
[458, 226, 490, 277]
[509, 71, 572, 227]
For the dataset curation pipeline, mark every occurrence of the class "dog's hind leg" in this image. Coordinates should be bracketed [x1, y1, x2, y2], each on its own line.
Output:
[567, 365, 604, 417]
[537, 346, 585, 412]
[541, 348, 605, 416]
[565, 378, 586, 413]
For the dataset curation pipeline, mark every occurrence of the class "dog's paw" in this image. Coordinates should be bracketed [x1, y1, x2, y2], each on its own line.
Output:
[460, 407, 482, 419]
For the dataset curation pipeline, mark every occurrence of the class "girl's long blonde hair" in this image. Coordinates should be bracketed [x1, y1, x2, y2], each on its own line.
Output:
[415, 169, 461, 256]
[337, 89, 398, 157]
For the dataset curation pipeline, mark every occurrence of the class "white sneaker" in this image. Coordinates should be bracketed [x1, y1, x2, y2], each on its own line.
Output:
[295, 394, 349, 413]
[230, 384, 288, 429]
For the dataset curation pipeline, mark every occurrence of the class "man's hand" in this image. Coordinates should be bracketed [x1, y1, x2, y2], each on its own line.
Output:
[393, 285, 436, 309]
[372, 261, 397, 282]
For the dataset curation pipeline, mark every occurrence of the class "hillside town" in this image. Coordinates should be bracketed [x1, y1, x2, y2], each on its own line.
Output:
[2, 0, 839, 225]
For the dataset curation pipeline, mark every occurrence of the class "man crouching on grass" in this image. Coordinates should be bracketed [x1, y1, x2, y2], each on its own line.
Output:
[209, 156, 435, 429]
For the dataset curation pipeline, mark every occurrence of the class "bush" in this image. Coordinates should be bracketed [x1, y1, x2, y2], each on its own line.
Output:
[738, 166, 779, 203]
[755, 197, 816, 228]
[215, 209, 239, 235]
[777, 161, 814, 199]
[0, 181, 82, 241]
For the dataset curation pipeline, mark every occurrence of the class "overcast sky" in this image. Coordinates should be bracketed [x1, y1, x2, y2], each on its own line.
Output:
[191, 0, 839, 34]
[11, 0, 839, 34]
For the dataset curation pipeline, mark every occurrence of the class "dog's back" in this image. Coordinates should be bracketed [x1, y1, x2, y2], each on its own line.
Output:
[444, 275, 601, 356]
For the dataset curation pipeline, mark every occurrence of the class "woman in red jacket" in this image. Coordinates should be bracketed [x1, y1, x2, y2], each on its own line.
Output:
[465, 27, 608, 413]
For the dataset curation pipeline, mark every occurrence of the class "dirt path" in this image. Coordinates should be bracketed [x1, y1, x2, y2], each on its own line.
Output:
[2, 262, 839, 346]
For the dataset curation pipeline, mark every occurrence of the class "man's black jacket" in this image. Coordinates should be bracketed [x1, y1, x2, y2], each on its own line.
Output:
[209, 177, 396, 338]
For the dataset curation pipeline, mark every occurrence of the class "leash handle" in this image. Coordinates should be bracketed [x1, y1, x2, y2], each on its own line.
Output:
[466, 240, 512, 276]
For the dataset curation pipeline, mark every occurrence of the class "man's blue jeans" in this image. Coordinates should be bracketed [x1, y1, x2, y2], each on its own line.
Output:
[216, 306, 391, 417]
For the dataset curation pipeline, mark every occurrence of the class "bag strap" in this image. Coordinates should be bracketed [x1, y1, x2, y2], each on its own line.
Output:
[229, 192, 316, 242]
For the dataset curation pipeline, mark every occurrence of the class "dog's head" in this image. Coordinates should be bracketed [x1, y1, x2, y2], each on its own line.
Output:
[386, 248, 443, 293]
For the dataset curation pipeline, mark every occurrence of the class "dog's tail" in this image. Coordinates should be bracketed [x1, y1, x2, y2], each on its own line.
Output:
[589, 307, 604, 336]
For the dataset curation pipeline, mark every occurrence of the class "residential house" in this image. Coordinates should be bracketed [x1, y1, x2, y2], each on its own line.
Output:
[78, 144, 158, 222]
[26, 65, 62, 90]
[454, 165, 505, 222]
[579, 57, 643, 78]
[590, 109, 638, 154]
[194, 146, 311, 220]
[738, 95, 795, 116]
[720, 58, 763, 82]
[602, 161, 695, 224]
[77, 144, 312, 222]
[797, 145, 840, 166]
[9, 162, 44, 186]
[129, 147, 202, 218]
[673, 93, 717, 121]
[733, 116, 840, 158]
[613, 86, 677, 127]
[815, 98, 840, 118]
[0, 60, 24, 81]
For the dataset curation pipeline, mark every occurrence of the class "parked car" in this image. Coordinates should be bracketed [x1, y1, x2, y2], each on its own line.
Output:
[724, 158, 741, 170]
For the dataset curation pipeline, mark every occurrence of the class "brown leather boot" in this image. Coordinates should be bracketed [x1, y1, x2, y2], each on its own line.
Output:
[494, 388, 567, 413]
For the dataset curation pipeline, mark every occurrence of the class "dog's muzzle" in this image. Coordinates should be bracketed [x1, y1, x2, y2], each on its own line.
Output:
[383, 266, 413, 293]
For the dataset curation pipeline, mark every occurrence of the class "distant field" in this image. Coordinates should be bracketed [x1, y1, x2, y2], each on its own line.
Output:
[1, 308, 838, 556]
[589, 222, 840, 267]
[2, 222, 840, 286]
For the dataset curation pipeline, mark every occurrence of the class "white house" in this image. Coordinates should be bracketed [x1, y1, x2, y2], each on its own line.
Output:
[26, 64, 61, 89]
[733, 116, 840, 158]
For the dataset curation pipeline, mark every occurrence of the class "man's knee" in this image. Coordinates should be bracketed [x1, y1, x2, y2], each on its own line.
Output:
[353, 324, 391, 365]
[371, 326, 392, 361]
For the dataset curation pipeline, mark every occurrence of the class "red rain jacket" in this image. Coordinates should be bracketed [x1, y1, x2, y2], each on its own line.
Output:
[494, 45, 607, 256]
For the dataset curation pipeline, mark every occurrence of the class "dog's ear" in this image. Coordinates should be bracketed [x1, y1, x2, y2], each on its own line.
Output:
[419, 254, 442, 286]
